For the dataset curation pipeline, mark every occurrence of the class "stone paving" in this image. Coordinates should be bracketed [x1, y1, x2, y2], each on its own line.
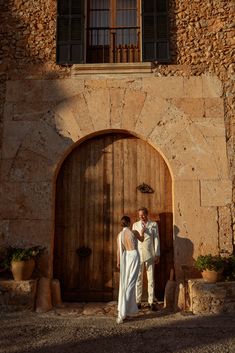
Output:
[1, 302, 235, 353]
[52, 301, 162, 318]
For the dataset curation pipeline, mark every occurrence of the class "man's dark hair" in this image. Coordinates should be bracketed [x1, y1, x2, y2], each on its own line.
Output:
[138, 207, 148, 215]
[121, 216, 131, 227]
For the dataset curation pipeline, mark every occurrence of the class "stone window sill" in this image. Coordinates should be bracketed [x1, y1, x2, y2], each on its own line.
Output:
[71, 62, 153, 76]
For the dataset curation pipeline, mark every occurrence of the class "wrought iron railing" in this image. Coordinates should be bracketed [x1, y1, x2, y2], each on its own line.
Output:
[86, 26, 140, 63]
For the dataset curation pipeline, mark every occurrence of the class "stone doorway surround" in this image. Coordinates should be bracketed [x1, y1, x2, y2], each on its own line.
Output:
[1, 74, 232, 281]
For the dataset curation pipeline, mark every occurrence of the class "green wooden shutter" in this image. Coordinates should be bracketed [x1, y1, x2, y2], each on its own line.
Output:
[57, 0, 85, 64]
[142, 0, 170, 62]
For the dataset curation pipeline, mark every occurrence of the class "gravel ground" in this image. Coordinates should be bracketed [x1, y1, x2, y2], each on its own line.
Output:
[1, 309, 235, 353]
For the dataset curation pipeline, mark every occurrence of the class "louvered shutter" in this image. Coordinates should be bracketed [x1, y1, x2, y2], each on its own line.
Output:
[142, 0, 170, 62]
[57, 0, 85, 64]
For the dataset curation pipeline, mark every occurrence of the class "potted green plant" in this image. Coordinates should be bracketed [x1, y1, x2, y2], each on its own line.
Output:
[2, 246, 45, 281]
[195, 254, 224, 283]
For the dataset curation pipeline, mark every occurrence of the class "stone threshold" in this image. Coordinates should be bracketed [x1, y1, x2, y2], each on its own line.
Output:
[71, 62, 153, 76]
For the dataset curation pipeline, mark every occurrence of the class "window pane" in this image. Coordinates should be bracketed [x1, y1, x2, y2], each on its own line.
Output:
[90, 10, 109, 27]
[117, 0, 136, 9]
[57, 44, 69, 62]
[57, 18, 69, 41]
[58, 0, 69, 15]
[71, 18, 82, 40]
[157, 16, 168, 38]
[90, 0, 109, 10]
[116, 9, 137, 26]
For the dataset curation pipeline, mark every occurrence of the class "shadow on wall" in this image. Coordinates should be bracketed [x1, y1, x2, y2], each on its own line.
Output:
[173, 225, 200, 280]
[0, 1, 71, 278]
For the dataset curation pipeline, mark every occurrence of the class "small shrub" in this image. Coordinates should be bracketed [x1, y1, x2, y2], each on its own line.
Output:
[1, 246, 45, 270]
[195, 254, 224, 272]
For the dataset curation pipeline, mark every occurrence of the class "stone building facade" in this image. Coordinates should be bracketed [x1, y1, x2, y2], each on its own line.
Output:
[0, 0, 234, 298]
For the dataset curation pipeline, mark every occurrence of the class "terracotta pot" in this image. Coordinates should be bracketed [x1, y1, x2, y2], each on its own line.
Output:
[11, 258, 35, 281]
[201, 269, 222, 283]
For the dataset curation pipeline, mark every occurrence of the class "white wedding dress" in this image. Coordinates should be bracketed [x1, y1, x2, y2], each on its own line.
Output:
[117, 227, 140, 323]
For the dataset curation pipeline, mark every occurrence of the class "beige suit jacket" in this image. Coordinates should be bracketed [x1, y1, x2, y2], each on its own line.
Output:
[132, 220, 160, 263]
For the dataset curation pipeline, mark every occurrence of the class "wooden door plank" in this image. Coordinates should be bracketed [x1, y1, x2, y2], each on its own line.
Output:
[103, 135, 113, 293]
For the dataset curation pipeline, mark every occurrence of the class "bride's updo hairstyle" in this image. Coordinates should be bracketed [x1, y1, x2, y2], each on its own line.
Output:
[121, 216, 131, 227]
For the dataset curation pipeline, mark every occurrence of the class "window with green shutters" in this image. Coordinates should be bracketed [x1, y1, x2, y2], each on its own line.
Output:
[56, 0, 170, 64]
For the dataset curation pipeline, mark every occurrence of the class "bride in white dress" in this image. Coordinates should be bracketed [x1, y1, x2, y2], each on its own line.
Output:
[117, 216, 145, 324]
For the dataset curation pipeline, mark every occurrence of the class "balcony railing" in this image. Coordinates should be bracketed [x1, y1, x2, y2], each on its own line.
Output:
[86, 26, 140, 63]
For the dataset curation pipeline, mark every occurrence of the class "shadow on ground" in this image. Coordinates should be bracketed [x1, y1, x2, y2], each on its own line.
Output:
[1, 309, 235, 353]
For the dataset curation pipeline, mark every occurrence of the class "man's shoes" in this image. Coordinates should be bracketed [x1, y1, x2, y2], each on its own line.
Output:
[137, 303, 141, 309]
[148, 303, 157, 311]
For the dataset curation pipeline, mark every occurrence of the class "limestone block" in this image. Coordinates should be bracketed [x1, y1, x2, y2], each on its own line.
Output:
[51, 279, 62, 307]
[183, 77, 203, 98]
[188, 280, 235, 314]
[52, 94, 94, 136]
[107, 78, 143, 90]
[192, 118, 226, 138]
[0, 280, 37, 310]
[174, 180, 219, 266]
[164, 280, 177, 309]
[109, 88, 125, 129]
[3, 103, 14, 121]
[2, 121, 34, 159]
[1, 155, 54, 182]
[121, 90, 146, 130]
[171, 98, 204, 119]
[42, 79, 84, 102]
[84, 88, 111, 131]
[6, 80, 42, 103]
[0, 220, 9, 246]
[6, 219, 52, 248]
[175, 282, 186, 311]
[200, 179, 232, 207]
[21, 121, 72, 162]
[218, 206, 233, 255]
[0, 182, 53, 220]
[35, 277, 52, 313]
[206, 136, 229, 179]
[12, 100, 56, 121]
[135, 95, 169, 138]
[205, 98, 224, 118]
[84, 79, 107, 89]
[142, 77, 184, 98]
[202, 74, 223, 98]
[148, 103, 190, 149]
[158, 124, 222, 180]
[54, 100, 83, 141]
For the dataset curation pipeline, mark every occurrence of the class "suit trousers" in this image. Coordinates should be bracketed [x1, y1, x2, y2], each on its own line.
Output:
[136, 258, 155, 304]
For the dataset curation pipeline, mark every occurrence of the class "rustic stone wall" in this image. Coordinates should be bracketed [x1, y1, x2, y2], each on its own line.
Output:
[188, 279, 235, 314]
[0, 279, 37, 310]
[0, 0, 234, 278]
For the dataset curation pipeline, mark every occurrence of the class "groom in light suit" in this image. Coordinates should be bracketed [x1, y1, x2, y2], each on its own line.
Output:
[132, 207, 160, 310]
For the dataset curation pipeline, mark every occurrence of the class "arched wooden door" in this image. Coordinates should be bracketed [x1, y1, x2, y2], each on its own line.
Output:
[54, 133, 173, 301]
